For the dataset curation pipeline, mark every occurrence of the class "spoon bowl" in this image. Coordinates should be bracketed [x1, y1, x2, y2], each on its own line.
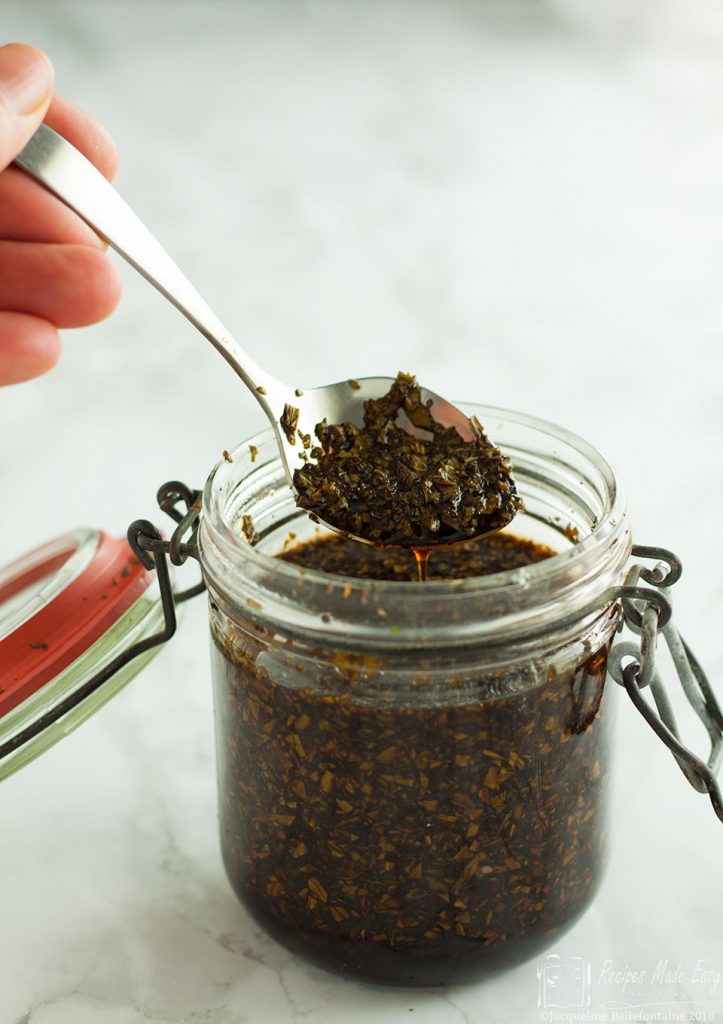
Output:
[278, 375, 476, 486]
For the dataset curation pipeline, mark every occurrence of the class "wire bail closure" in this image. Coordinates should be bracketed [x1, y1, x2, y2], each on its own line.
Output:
[608, 545, 723, 822]
[123, 478, 206, 637]
[0, 482, 205, 764]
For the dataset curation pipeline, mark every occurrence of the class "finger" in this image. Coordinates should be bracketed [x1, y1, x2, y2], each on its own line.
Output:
[0, 165, 105, 247]
[44, 94, 118, 180]
[0, 241, 122, 327]
[0, 44, 53, 171]
[0, 310, 60, 385]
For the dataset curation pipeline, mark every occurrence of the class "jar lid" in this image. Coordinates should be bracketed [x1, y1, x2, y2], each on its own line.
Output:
[0, 528, 162, 779]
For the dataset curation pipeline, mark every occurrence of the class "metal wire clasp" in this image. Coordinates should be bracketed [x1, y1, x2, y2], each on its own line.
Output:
[128, 480, 205, 610]
[119, 479, 206, 662]
[0, 482, 205, 765]
[608, 545, 723, 822]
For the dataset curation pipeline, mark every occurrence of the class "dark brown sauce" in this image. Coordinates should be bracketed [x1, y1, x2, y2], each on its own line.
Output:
[212, 531, 613, 985]
[413, 548, 431, 583]
[279, 529, 554, 581]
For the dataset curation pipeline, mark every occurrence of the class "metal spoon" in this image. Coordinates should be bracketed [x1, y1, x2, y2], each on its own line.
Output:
[14, 124, 476, 536]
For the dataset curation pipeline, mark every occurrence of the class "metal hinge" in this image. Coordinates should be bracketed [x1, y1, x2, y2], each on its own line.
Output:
[608, 545, 723, 822]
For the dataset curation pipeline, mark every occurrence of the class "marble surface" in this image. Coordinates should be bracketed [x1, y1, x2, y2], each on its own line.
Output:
[1, 2, 722, 1022]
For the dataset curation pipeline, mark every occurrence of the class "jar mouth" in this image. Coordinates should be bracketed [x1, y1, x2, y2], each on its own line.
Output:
[199, 403, 631, 649]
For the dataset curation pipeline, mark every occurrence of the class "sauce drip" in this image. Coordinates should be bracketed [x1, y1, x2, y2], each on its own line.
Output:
[412, 547, 431, 583]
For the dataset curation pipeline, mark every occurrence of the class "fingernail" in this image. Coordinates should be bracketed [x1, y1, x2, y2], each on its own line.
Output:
[0, 43, 53, 116]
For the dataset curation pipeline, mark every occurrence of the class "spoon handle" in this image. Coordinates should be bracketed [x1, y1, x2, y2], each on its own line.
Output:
[14, 124, 283, 403]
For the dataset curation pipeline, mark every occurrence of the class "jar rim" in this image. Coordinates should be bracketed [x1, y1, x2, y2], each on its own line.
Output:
[199, 403, 631, 650]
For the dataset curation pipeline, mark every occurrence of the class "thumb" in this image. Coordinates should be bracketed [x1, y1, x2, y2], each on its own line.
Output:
[0, 43, 54, 171]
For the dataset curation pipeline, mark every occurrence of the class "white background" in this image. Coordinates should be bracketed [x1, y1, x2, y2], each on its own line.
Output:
[1, 2, 722, 1022]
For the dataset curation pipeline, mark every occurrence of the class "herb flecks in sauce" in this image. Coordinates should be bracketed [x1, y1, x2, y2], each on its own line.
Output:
[279, 531, 552, 581]
[241, 514, 256, 544]
[293, 372, 521, 547]
[280, 404, 300, 446]
[212, 531, 611, 985]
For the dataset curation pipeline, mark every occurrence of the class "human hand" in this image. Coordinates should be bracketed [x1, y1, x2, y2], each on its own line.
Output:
[0, 43, 121, 385]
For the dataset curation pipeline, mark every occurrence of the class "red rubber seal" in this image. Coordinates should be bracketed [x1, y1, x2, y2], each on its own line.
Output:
[0, 532, 154, 719]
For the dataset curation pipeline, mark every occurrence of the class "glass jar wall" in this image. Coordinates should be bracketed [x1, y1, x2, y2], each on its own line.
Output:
[199, 405, 631, 985]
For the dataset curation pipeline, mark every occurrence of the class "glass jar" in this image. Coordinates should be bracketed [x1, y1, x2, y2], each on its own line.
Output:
[198, 403, 632, 986]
